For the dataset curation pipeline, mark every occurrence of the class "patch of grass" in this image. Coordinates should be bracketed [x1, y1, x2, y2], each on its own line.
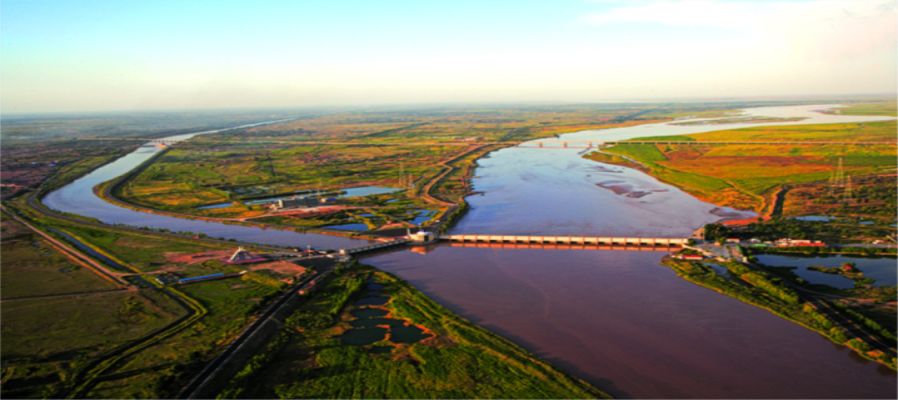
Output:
[0, 219, 115, 298]
[222, 265, 607, 399]
[595, 121, 897, 214]
[835, 101, 897, 117]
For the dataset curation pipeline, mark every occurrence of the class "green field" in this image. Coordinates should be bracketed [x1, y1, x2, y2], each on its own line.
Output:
[0, 218, 185, 398]
[221, 265, 607, 399]
[0, 204, 292, 398]
[835, 101, 897, 117]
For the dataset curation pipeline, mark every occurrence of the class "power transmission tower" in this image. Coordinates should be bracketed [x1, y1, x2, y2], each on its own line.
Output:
[844, 175, 853, 202]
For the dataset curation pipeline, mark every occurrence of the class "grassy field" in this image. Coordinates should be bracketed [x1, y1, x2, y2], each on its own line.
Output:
[594, 121, 897, 220]
[220, 265, 608, 399]
[834, 101, 897, 117]
[0, 202, 294, 398]
[0, 218, 184, 398]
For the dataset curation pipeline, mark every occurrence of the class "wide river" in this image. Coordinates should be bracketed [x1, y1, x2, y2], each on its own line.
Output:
[45, 105, 896, 398]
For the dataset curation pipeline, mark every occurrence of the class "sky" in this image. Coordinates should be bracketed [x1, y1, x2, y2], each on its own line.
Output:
[1, 0, 895, 113]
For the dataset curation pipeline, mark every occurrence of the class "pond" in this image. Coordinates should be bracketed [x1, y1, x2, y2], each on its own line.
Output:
[341, 186, 402, 198]
[409, 210, 433, 225]
[793, 215, 835, 222]
[339, 281, 430, 348]
[756, 254, 897, 289]
[323, 223, 369, 232]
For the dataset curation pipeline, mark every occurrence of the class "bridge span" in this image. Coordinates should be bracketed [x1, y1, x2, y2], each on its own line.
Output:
[446, 242, 673, 252]
[440, 234, 688, 247]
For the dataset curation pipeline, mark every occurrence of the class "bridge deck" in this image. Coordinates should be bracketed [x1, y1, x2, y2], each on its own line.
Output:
[441, 234, 688, 246]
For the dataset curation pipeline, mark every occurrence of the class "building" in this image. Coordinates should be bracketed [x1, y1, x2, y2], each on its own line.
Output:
[775, 239, 826, 248]
[270, 196, 307, 210]
[673, 252, 704, 260]
[225, 247, 268, 264]
[407, 229, 437, 244]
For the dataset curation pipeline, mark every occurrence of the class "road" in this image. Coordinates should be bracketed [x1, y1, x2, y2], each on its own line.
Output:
[179, 258, 335, 398]
[800, 291, 896, 358]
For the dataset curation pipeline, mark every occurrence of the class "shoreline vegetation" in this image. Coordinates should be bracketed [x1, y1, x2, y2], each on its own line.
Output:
[660, 257, 897, 370]
[218, 264, 609, 399]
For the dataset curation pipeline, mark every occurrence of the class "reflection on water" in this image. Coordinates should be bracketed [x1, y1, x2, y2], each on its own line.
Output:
[339, 281, 430, 348]
[757, 254, 898, 288]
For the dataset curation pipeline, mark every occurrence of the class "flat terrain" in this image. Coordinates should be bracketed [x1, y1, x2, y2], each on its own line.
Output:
[0, 217, 182, 398]
[221, 265, 607, 399]
[592, 120, 897, 223]
[116, 106, 681, 231]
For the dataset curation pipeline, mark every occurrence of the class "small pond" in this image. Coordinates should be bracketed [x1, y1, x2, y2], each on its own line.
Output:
[339, 281, 430, 348]
[792, 215, 835, 222]
[323, 223, 369, 232]
[409, 210, 433, 225]
[756, 254, 897, 289]
[341, 186, 402, 198]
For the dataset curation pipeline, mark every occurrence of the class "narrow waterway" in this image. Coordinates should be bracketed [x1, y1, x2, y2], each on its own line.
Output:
[42, 120, 371, 250]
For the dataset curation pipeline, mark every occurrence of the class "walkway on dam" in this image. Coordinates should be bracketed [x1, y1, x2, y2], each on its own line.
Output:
[440, 234, 689, 247]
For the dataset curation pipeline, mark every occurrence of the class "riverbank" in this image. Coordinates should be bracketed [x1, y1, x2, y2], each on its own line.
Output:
[589, 120, 897, 221]
[217, 263, 610, 398]
[661, 257, 896, 370]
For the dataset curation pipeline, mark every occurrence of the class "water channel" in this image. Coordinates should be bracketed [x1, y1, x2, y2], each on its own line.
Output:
[42, 120, 372, 250]
[43, 105, 897, 397]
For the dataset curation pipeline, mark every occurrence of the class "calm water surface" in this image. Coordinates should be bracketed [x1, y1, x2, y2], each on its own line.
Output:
[365, 246, 896, 398]
[757, 254, 898, 289]
[367, 105, 897, 398]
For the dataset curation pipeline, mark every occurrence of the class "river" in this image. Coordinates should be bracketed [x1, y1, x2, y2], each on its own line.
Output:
[43, 105, 897, 397]
[365, 105, 897, 398]
[42, 120, 371, 250]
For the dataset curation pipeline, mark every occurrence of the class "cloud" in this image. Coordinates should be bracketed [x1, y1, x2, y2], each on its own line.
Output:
[581, 0, 894, 30]
[580, 0, 896, 69]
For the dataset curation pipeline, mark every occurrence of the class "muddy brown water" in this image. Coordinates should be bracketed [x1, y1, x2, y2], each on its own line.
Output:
[364, 246, 896, 398]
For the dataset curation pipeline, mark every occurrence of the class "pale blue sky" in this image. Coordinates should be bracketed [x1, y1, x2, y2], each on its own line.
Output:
[2, 0, 895, 113]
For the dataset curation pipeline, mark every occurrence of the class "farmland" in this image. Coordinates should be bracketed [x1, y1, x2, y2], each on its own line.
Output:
[0, 202, 289, 398]
[591, 120, 897, 223]
[114, 105, 700, 232]
[0, 217, 182, 398]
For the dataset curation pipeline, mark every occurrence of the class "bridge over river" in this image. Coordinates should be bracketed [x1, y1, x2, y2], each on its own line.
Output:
[441, 234, 688, 247]
[341, 233, 689, 256]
